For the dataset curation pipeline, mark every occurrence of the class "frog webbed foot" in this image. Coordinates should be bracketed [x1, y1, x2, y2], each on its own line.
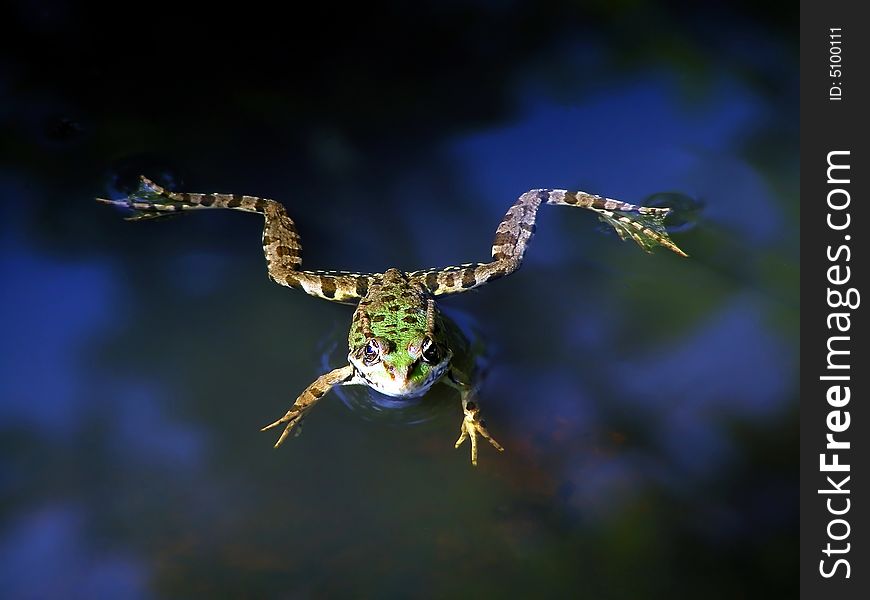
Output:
[454, 400, 504, 467]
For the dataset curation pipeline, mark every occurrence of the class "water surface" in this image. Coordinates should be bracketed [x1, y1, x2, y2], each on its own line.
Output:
[1, 5, 798, 598]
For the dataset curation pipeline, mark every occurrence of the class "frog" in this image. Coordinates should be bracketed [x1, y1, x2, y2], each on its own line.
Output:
[98, 177, 686, 465]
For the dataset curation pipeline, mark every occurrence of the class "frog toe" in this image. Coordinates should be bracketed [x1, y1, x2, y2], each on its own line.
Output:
[454, 413, 504, 466]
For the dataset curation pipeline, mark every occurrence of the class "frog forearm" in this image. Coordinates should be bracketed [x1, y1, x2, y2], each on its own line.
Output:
[261, 365, 360, 447]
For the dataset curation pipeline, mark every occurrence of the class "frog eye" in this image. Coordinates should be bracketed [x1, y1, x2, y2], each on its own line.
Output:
[363, 338, 381, 365]
[421, 336, 441, 364]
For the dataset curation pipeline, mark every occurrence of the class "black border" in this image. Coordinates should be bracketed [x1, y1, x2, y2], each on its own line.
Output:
[800, 2, 868, 597]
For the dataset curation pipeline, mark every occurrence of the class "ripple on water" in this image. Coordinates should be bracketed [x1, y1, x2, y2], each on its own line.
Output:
[103, 155, 184, 200]
[642, 192, 704, 234]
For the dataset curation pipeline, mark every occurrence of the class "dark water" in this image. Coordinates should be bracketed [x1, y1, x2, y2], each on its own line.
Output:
[1, 4, 797, 598]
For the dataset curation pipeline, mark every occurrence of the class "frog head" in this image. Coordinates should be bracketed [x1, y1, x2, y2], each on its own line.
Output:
[348, 330, 452, 397]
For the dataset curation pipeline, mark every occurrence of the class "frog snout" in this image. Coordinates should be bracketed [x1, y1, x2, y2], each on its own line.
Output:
[384, 363, 397, 380]
[384, 363, 408, 381]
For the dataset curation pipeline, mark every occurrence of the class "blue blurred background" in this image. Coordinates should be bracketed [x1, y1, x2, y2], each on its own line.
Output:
[1, 2, 797, 598]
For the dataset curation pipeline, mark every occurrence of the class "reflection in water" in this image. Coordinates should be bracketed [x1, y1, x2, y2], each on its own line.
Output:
[0, 505, 147, 599]
[333, 382, 454, 425]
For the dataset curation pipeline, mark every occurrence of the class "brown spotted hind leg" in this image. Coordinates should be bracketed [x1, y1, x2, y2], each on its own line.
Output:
[445, 369, 504, 466]
[408, 188, 687, 297]
[97, 176, 376, 303]
[261, 365, 362, 447]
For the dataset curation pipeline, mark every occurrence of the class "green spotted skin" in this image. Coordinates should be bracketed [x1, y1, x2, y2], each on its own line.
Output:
[98, 177, 686, 465]
[346, 268, 453, 397]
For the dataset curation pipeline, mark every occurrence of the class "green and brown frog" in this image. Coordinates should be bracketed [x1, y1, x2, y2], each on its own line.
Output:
[99, 178, 686, 465]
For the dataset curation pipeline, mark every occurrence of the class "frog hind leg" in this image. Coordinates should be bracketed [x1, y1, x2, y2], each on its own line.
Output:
[97, 176, 376, 304]
[444, 368, 504, 467]
[260, 365, 362, 448]
[408, 189, 687, 296]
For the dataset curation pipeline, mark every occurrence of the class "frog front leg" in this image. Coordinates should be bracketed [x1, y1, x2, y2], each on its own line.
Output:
[445, 369, 504, 466]
[261, 365, 361, 447]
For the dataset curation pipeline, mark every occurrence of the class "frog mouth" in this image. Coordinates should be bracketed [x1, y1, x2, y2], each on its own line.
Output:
[352, 361, 448, 398]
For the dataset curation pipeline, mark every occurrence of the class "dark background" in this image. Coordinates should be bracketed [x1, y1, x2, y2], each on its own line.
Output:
[1, 2, 798, 598]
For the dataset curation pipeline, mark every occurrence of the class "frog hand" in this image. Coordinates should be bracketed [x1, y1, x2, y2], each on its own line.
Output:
[454, 401, 504, 467]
